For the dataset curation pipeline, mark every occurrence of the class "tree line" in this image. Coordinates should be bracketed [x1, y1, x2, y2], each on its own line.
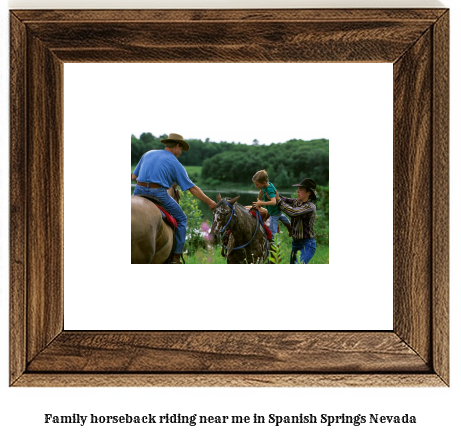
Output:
[131, 133, 238, 166]
[131, 134, 329, 188]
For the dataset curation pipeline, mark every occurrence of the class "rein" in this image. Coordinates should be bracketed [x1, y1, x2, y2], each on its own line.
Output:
[218, 202, 268, 259]
[219, 202, 238, 235]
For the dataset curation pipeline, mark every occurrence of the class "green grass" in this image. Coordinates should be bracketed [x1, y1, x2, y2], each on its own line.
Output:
[262, 228, 329, 264]
[271, 228, 329, 264]
[183, 244, 227, 264]
[183, 228, 329, 264]
[184, 166, 202, 185]
[309, 244, 329, 264]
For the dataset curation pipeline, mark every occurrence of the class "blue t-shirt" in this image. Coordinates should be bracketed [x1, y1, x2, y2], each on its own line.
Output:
[133, 150, 195, 191]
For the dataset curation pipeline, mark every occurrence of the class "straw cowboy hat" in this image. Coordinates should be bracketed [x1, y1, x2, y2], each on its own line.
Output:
[160, 133, 190, 151]
[293, 178, 317, 201]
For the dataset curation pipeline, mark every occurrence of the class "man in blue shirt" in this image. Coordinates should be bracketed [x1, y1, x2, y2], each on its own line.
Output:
[132, 133, 217, 263]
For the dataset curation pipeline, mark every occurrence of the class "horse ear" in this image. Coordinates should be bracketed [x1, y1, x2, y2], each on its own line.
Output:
[228, 195, 240, 205]
[217, 193, 222, 202]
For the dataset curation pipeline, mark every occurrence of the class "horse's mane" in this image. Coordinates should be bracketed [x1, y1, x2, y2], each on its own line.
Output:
[235, 202, 250, 216]
[221, 198, 250, 216]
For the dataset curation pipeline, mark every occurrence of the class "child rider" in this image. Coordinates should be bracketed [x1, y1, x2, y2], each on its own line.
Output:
[251, 169, 292, 239]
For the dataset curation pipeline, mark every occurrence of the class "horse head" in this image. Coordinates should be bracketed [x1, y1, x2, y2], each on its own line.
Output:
[210, 193, 240, 235]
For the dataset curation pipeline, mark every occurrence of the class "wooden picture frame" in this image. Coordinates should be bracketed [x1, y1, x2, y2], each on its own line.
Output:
[10, 9, 449, 387]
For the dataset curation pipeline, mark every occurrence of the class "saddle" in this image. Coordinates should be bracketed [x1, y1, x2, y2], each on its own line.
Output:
[245, 206, 272, 240]
[136, 193, 162, 205]
[134, 194, 177, 229]
[245, 206, 269, 222]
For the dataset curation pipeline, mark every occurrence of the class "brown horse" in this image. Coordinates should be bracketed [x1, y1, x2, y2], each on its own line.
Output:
[211, 193, 269, 264]
[131, 184, 180, 264]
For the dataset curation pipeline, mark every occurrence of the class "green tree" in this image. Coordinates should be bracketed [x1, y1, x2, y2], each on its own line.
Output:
[274, 163, 291, 188]
[132, 134, 329, 187]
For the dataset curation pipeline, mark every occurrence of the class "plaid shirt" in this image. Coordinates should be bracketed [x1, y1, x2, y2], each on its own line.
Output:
[277, 196, 316, 240]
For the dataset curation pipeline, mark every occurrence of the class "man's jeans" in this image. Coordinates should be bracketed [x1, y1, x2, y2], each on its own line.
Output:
[290, 238, 316, 264]
[133, 185, 187, 254]
[268, 212, 290, 236]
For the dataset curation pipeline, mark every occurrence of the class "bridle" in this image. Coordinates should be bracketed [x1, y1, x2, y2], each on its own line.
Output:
[216, 201, 268, 258]
[218, 201, 238, 235]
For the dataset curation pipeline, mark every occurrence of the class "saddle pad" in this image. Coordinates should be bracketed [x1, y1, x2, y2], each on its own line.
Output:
[245, 205, 269, 222]
[156, 205, 177, 230]
[248, 210, 272, 240]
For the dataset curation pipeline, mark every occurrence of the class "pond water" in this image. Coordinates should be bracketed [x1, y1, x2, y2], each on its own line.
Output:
[131, 185, 292, 223]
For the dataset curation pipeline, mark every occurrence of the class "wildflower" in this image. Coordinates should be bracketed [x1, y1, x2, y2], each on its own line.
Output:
[200, 221, 212, 241]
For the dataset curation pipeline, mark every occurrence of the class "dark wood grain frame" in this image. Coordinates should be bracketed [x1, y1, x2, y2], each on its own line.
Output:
[10, 9, 449, 387]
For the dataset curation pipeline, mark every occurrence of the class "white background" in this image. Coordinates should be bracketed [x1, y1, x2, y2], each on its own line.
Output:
[1, 1, 459, 436]
[63, 63, 392, 330]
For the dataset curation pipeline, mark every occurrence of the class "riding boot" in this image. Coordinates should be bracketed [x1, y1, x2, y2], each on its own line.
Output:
[281, 220, 292, 237]
[169, 253, 183, 264]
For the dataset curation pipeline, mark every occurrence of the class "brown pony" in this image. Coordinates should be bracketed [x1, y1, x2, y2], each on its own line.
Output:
[211, 193, 269, 264]
[131, 184, 180, 264]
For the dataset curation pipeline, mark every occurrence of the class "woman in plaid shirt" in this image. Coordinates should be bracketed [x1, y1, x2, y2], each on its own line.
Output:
[275, 178, 317, 264]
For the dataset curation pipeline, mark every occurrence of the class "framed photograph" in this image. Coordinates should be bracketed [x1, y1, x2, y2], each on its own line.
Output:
[10, 9, 449, 386]
[63, 61, 389, 332]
